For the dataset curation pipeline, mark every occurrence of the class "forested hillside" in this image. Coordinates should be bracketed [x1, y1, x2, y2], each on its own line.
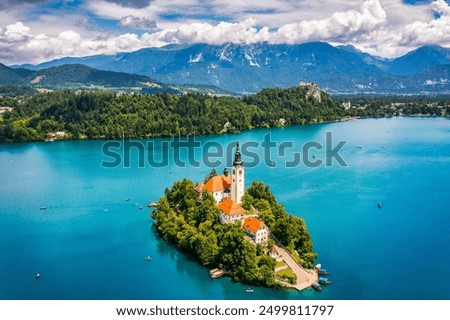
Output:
[0, 86, 344, 142]
[1, 85, 448, 143]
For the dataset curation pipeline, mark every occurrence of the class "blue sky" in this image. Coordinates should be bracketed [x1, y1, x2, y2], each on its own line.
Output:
[0, 0, 449, 64]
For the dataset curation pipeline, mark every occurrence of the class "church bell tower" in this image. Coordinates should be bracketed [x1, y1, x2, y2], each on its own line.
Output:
[231, 142, 245, 204]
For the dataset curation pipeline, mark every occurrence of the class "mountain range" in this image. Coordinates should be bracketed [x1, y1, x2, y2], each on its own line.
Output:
[5, 42, 450, 95]
[0, 63, 233, 95]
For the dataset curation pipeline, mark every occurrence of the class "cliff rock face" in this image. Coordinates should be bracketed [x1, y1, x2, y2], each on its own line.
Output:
[300, 81, 321, 103]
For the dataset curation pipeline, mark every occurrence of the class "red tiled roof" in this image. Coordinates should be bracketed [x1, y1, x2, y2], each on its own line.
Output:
[197, 175, 231, 192]
[243, 217, 266, 233]
[218, 198, 246, 215]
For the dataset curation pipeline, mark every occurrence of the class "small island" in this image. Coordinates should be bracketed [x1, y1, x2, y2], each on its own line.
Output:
[151, 143, 319, 290]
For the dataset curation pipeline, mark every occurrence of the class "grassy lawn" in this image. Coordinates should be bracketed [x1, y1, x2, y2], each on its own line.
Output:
[276, 268, 295, 279]
[246, 207, 255, 215]
[290, 249, 303, 264]
[276, 261, 287, 268]
[276, 267, 297, 284]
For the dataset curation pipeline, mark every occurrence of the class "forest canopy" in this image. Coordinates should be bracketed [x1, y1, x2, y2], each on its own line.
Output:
[0, 86, 344, 142]
[1, 86, 448, 143]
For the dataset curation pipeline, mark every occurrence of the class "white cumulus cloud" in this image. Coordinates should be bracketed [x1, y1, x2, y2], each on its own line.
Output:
[355, 0, 450, 57]
[272, 0, 387, 44]
[1, 0, 450, 64]
[114, 33, 141, 50]
[3, 22, 32, 43]
[398, 0, 450, 47]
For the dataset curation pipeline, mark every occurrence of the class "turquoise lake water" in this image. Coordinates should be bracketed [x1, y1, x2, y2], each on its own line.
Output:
[1, 117, 449, 300]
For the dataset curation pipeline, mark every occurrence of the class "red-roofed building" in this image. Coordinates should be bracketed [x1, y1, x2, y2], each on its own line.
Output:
[195, 174, 231, 204]
[243, 217, 269, 245]
[218, 198, 246, 224]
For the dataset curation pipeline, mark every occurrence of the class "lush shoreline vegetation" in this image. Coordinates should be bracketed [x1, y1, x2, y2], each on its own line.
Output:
[151, 178, 316, 288]
[0, 86, 449, 142]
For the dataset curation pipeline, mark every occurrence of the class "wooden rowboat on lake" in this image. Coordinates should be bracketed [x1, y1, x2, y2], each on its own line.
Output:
[312, 282, 322, 291]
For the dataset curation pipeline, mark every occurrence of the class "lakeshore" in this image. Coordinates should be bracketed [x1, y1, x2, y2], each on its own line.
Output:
[1, 85, 449, 144]
[1, 117, 450, 299]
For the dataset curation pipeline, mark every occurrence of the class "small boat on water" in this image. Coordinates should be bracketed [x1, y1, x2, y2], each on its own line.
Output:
[210, 268, 226, 278]
[210, 269, 225, 278]
[35, 273, 40, 279]
[125, 198, 130, 202]
[146, 256, 152, 261]
[312, 282, 322, 291]
[318, 277, 331, 285]
[147, 202, 158, 208]
[318, 269, 329, 275]
[378, 202, 382, 208]
[246, 287, 254, 293]
[269, 162, 275, 167]
[39, 206, 47, 210]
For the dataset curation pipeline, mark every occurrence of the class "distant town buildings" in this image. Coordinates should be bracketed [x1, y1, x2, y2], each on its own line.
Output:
[45, 131, 66, 141]
[0, 107, 13, 115]
[343, 101, 351, 109]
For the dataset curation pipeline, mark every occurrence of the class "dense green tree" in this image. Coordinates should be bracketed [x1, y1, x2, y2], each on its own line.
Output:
[193, 193, 220, 226]
[204, 168, 217, 183]
[240, 193, 254, 210]
[165, 179, 198, 217]
[253, 199, 275, 228]
[258, 255, 276, 270]
[194, 232, 220, 265]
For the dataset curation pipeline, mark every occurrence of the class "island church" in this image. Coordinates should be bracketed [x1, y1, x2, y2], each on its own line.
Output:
[195, 143, 269, 244]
